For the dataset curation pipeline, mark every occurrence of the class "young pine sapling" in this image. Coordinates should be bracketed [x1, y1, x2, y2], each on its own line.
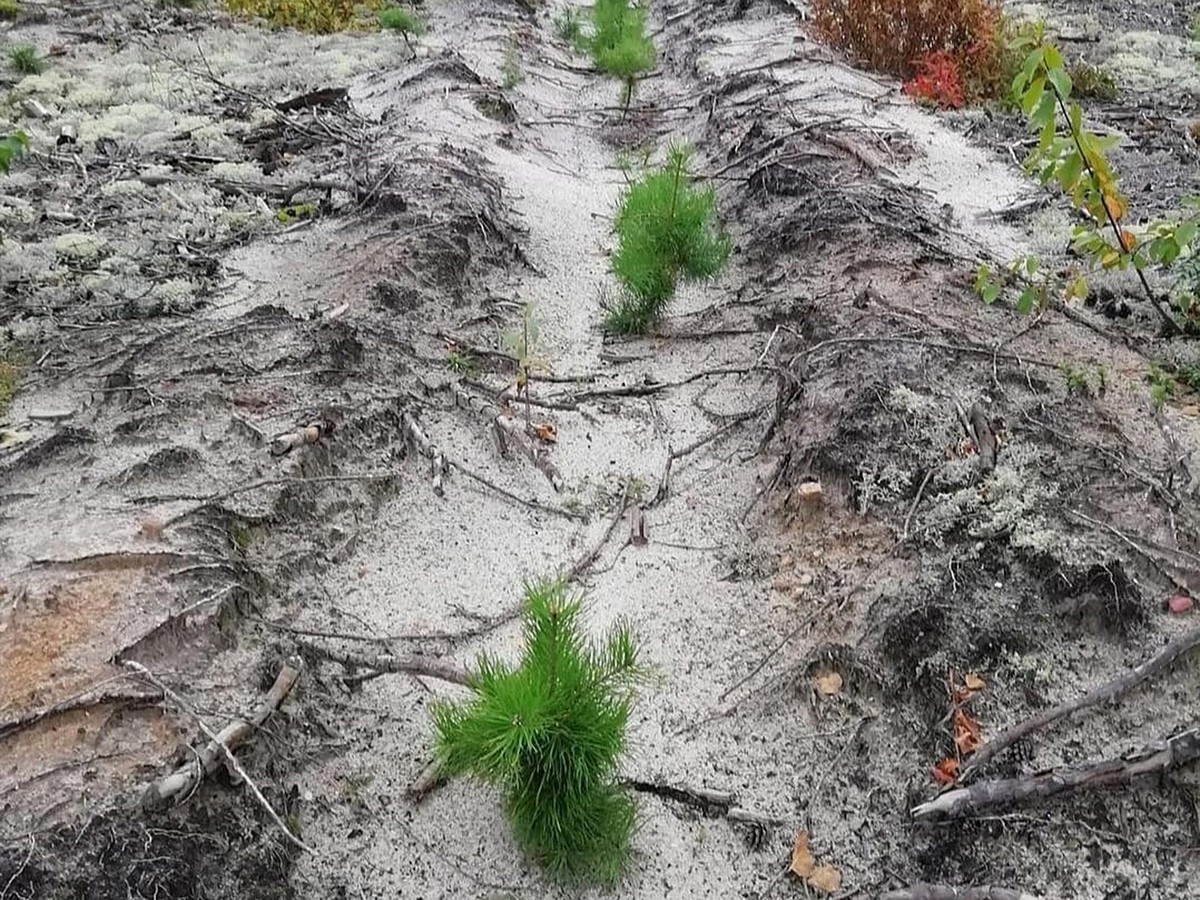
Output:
[589, 0, 656, 115]
[606, 144, 731, 334]
[378, 5, 426, 55]
[431, 579, 644, 884]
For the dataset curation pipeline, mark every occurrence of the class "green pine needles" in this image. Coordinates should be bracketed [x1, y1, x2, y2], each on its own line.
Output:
[606, 144, 731, 334]
[431, 579, 644, 884]
[589, 0, 655, 112]
[378, 5, 425, 54]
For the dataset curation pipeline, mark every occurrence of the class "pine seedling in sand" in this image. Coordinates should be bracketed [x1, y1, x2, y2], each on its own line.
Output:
[431, 579, 644, 884]
[590, 0, 655, 114]
[500, 302, 546, 432]
[606, 144, 731, 334]
[378, 5, 426, 54]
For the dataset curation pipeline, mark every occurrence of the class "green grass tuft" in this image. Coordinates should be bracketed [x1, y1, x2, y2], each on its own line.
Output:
[0, 0, 20, 19]
[590, 0, 655, 109]
[432, 578, 644, 884]
[9, 43, 43, 75]
[554, 7, 586, 51]
[606, 144, 731, 334]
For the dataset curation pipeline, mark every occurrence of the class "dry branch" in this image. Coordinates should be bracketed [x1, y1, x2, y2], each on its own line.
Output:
[454, 388, 563, 490]
[880, 885, 1044, 900]
[962, 623, 1200, 779]
[127, 658, 311, 853]
[624, 778, 782, 826]
[564, 485, 630, 583]
[299, 640, 471, 686]
[913, 728, 1200, 820]
[402, 411, 447, 496]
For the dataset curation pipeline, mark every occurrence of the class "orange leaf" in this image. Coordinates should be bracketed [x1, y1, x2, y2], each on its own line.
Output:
[1119, 229, 1137, 251]
[808, 864, 843, 894]
[789, 831, 815, 879]
[533, 422, 557, 444]
[964, 673, 986, 692]
[952, 708, 982, 755]
[932, 757, 959, 784]
[1102, 192, 1125, 222]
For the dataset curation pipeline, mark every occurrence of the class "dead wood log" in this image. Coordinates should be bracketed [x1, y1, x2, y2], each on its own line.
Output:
[299, 640, 471, 686]
[138, 657, 304, 813]
[880, 885, 1043, 900]
[401, 411, 447, 496]
[454, 388, 563, 491]
[913, 728, 1200, 820]
[962, 623, 1200, 780]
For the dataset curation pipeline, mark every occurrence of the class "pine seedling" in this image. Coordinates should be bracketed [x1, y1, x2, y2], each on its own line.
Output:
[9, 43, 43, 75]
[431, 579, 644, 884]
[554, 7, 587, 52]
[378, 5, 426, 55]
[606, 144, 731, 334]
[501, 39, 524, 89]
[590, 0, 655, 114]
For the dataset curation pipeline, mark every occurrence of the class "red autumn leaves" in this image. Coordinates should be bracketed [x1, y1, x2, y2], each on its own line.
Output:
[931, 671, 986, 785]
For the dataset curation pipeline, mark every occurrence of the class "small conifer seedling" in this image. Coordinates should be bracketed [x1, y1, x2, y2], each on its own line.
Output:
[606, 144, 731, 334]
[589, 0, 655, 113]
[431, 579, 644, 884]
[378, 5, 426, 55]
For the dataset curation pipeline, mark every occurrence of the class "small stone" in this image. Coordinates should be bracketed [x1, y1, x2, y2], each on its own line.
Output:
[795, 481, 823, 504]
[1167, 594, 1194, 614]
[797, 571, 814, 587]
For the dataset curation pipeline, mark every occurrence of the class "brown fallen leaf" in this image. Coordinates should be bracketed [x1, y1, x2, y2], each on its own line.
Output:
[932, 756, 959, 785]
[814, 670, 843, 696]
[952, 707, 982, 755]
[963, 672, 986, 692]
[789, 830, 815, 879]
[533, 422, 557, 443]
[807, 864, 842, 893]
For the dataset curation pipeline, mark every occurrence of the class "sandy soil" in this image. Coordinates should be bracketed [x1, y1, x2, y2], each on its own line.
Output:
[2, 1, 1200, 898]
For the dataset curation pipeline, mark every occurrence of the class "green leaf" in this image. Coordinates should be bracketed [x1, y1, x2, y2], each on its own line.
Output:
[1017, 287, 1037, 314]
[1046, 65, 1071, 101]
[1174, 221, 1197, 250]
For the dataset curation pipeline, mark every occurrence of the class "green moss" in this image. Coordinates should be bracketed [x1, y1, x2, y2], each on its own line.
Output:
[0, 357, 19, 418]
[275, 201, 318, 224]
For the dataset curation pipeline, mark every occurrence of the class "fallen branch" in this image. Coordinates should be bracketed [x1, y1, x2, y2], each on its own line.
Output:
[961, 623, 1200, 780]
[564, 485, 630, 583]
[402, 411, 447, 496]
[881, 885, 1044, 900]
[454, 388, 564, 491]
[298, 641, 471, 686]
[624, 778, 782, 827]
[913, 728, 1200, 820]
[126, 658, 311, 853]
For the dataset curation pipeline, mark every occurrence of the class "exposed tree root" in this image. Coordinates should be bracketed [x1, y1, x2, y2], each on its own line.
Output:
[128, 658, 310, 853]
[298, 640, 471, 686]
[913, 728, 1200, 820]
[880, 885, 1044, 900]
[962, 623, 1200, 780]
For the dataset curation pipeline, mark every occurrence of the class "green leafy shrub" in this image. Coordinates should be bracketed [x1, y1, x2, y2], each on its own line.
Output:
[0, 0, 21, 20]
[606, 145, 731, 334]
[590, 0, 655, 111]
[432, 579, 643, 884]
[1066, 59, 1117, 100]
[9, 43, 43, 75]
[0, 131, 26, 174]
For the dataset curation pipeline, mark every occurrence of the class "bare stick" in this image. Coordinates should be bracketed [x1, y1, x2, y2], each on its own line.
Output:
[881, 886, 1044, 900]
[914, 728, 1200, 819]
[0, 682, 162, 741]
[298, 641, 471, 686]
[408, 758, 445, 803]
[564, 485, 630, 583]
[124, 659, 313, 853]
[962, 623, 1200, 779]
[402, 411, 447, 497]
